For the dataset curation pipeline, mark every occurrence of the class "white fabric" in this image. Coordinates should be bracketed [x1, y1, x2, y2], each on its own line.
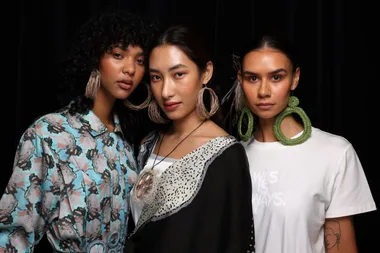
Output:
[243, 127, 376, 253]
[130, 155, 176, 224]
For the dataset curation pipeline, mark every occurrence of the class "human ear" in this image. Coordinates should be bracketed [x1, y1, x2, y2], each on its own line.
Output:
[291, 67, 300, 90]
[201, 61, 214, 84]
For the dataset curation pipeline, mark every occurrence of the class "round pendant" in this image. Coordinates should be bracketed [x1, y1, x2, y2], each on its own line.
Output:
[133, 169, 159, 204]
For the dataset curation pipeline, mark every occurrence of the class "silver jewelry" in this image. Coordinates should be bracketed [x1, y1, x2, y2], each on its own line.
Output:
[133, 120, 206, 204]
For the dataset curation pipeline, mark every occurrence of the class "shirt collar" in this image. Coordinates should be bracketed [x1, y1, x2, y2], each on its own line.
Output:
[80, 109, 124, 137]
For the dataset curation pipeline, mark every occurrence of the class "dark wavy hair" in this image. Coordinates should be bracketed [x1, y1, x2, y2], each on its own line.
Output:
[57, 9, 159, 146]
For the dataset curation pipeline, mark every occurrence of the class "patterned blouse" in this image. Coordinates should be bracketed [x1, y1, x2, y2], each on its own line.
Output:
[0, 105, 138, 252]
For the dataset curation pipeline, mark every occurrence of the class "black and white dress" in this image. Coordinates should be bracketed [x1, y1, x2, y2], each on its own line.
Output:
[125, 131, 255, 253]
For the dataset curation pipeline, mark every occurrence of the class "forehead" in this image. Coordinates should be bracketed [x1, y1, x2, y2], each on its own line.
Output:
[149, 45, 194, 69]
[242, 48, 292, 71]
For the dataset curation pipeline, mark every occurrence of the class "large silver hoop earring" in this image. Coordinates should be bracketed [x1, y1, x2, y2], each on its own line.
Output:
[148, 100, 169, 124]
[196, 84, 219, 120]
[124, 82, 152, 110]
[85, 70, 101, 99]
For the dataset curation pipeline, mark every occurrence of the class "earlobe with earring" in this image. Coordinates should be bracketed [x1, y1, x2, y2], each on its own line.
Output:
[274, 95, 311, 145]
[238, 105, 254, 142]
[148, 100, 169, 124]
[196, 84, 219, 120]
[85, 70, 101, 99]
[124, 82, 152, 110]
[237, 96, 311, 145]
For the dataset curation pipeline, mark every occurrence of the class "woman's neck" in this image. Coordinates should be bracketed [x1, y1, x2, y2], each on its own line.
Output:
[92, 88, 116, 130]
[169, 111, 205, 138]
[255, 115, 303, 142]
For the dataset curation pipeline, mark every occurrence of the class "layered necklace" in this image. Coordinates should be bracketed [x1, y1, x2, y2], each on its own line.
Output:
[133, 120, 206, 204]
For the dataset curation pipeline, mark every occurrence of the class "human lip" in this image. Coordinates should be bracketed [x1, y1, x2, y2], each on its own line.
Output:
[164, 101, 181, 110]
[117, 79, 133, 90]
[257, 103, 274, 109]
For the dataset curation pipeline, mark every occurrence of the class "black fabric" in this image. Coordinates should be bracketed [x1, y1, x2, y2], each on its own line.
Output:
[126, 143, 253, 253]
[8, 1, 377, 252]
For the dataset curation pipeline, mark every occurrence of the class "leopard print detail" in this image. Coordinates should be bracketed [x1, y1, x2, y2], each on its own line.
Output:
[132, 135, 237, 234]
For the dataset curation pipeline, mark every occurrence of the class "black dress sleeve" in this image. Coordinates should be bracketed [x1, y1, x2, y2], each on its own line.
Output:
[126, 142, 254, 253]
[209, 142, 254, 253]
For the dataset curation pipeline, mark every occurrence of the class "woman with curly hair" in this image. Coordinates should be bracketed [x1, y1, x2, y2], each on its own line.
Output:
[0, 9, 158, 252]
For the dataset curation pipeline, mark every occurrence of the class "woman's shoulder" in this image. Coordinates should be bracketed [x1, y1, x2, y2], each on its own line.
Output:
[196, 120, 242, 155]
[219, 139, 246, 157]
[205, 135, 244, 159]
[140, 130, 160, 145]
[203, 120, 229, 138]
[311, 127, 353, 150]
[206, 138, 249, 174]
[24, 108, 71, 136]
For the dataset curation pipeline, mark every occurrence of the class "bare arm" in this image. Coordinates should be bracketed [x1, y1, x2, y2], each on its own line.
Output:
[324, 216, 357, 253]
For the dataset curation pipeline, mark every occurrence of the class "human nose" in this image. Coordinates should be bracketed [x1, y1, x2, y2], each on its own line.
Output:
[122, 57, 135, 76]
[258, 80, 271, 98]
[161, 77, 175, 99]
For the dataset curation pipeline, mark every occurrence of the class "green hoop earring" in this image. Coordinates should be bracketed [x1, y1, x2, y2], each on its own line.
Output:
[238, 106, 254, 142]
[274, 96, 311, 145]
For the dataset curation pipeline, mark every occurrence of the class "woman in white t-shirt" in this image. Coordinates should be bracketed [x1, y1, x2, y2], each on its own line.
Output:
[222, 34, 376, 253]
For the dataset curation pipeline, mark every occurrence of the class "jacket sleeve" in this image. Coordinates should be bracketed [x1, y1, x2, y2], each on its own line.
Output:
[0, 127, 60, 252]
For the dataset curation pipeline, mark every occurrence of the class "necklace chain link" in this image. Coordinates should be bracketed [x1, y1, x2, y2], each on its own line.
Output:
[151, 120, 206, 169]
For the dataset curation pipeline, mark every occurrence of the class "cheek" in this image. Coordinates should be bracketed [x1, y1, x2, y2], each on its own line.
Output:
[98, 63, 110, 76]
[99, 60, 119, 79]
[273, 88, 290, 103]
[182, 85, 195, 95]
[181, 83, 200, 102]
[150, 85, 161, 100]
[241, 83, 257, 101]
[135, 66, 146, 79]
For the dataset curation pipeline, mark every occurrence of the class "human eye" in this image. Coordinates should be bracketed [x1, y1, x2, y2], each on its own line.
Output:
[245, 75, 258, 82]
[174, 72, 185, 78]
[272, 74, 283, 81]
[113, 52, 124, 59]
[136, 58, 145, 65]
[150, 75, 161, 82]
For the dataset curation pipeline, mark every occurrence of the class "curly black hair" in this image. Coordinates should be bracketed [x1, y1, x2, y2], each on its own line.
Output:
[57, 9, 159, 147]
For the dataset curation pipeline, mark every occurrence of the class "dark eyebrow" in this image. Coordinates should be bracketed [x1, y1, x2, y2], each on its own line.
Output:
[242, 68, 288, 76]
[149, 68, 160, 73]
[149, 64, 188, 73]
[168, 64, 188, 71]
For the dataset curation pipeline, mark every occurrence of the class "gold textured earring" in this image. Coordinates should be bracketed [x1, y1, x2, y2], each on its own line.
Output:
[148, 100, 169, 124]
[124, 82, 152, 110]
[85, 70, 101, 99]
[196, 84, 219, 120]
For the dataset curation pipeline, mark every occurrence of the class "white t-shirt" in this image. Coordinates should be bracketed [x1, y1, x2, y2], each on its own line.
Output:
[243, 127, 376, 253]
[130, 154, 176, 224]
